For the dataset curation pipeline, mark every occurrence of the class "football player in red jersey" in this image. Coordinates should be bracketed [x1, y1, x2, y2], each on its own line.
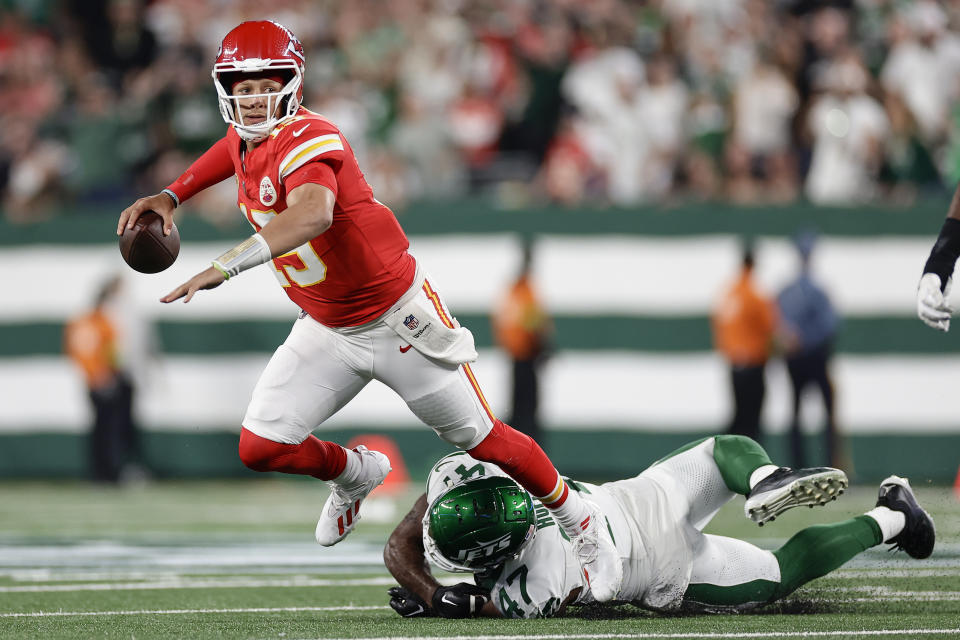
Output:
[116, 21, 622, 601]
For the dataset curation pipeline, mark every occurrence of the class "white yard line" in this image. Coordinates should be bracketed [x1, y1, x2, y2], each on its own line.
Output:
[829, 568, 960, 578]
[3, 564, 958, 584]
[289, 632, 960, 640]
[0, 576, 400, 592]
[1, 578, 958, 600]
[842, 595, 960, 602]
[3, 605, 959, 640]
[0, 568, 389, 582]
[824, 585, 960, 601]
[1, 605, 388, 618]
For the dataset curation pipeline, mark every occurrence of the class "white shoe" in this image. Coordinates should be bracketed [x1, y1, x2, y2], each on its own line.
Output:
[315, 446, 391, 546]
[573, 502, 622, 602]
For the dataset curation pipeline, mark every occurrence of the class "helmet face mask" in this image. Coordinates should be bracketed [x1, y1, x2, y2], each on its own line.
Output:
[423, 476, 537, 573]
[213, 21, 305, 142]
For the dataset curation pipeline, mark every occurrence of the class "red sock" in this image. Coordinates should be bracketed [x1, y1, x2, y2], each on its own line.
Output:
[468, 420, 560, 498]
[238, 427, 347, 480]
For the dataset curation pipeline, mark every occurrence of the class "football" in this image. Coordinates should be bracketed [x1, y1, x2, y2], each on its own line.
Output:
[119, 211, 180, 273]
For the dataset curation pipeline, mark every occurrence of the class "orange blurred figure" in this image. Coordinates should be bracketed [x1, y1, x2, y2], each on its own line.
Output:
[492, 238, 553, 446]
[712, 244, 778, 442]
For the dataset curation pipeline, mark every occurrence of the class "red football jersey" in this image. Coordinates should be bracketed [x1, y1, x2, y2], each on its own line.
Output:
[224, 107, 416, 326]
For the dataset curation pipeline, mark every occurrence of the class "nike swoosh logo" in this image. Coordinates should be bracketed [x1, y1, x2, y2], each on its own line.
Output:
[399, 344, 412, 353]
[410, 604, 424, 616]
[441, 593, 458, 606]
[292, 124, 310, 137]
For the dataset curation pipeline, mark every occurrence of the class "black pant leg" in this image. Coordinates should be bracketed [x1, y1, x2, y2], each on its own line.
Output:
[89, 386, 122, 483]
[786, 357, 808, 468]
[510, 358, 542, 444]
[810, 346, 837, 467]
[729, 365, 765, 442]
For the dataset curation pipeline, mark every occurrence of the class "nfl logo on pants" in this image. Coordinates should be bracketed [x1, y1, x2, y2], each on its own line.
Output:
[403, 315, 419, 330]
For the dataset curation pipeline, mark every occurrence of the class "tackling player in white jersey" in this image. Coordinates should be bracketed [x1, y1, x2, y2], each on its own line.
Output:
[384, 435, 935, 618]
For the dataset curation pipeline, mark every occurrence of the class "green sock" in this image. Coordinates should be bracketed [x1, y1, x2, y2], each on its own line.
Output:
[771, 516, 883, 601]
[712, 435, 773, 495]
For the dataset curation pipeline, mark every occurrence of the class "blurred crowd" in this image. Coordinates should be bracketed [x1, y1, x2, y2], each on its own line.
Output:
[2, 0, 960, 224]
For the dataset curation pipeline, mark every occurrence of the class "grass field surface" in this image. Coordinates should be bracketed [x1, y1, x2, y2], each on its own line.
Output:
[1, 478, 958, 639]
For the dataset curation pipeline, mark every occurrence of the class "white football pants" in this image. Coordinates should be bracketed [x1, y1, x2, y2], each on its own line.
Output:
[646, 438, 783, 595]
[241, 278, 496, 450]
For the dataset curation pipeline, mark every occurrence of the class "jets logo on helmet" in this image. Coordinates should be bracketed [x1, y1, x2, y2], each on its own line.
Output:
[212, 20, 306, 142]
[423, 476, 537, 573]
[452, 532, 514, 564]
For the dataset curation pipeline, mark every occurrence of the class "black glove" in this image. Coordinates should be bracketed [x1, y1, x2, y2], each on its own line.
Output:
[431, 583, 491, 618]
[388, 586, 432, 617]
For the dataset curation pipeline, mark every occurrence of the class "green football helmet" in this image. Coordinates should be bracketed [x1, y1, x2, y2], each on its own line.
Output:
[423, 476, 537, 573]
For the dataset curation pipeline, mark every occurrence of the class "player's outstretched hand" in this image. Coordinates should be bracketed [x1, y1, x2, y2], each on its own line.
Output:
[387, 586, 432, 618]
[118, 192, 177, 237]
[431, 583, 490, 618]
[917, 273, 953, 332]
[161, 266, 226, 304]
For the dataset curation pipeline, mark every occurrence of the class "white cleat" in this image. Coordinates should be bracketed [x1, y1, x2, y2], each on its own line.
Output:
[315, 446, 391, 547]
[573, 502, 622, 602]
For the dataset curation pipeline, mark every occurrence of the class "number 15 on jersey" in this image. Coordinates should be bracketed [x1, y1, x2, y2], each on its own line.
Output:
[243, 204, 327, 287]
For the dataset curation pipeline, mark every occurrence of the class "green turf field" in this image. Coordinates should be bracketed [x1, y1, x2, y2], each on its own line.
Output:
[1, 478, 958, 639]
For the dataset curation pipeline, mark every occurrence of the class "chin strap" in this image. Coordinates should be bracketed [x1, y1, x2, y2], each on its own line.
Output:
[234, 124, 270, 143]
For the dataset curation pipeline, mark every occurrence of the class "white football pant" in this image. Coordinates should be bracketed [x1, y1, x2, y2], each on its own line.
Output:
[242, 279, 496, 450]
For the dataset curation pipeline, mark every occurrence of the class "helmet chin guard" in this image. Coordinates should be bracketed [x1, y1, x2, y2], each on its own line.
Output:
[212, 21, 306, 142]
[423, 476, 537, 573]
[213, 66, 302, 142]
